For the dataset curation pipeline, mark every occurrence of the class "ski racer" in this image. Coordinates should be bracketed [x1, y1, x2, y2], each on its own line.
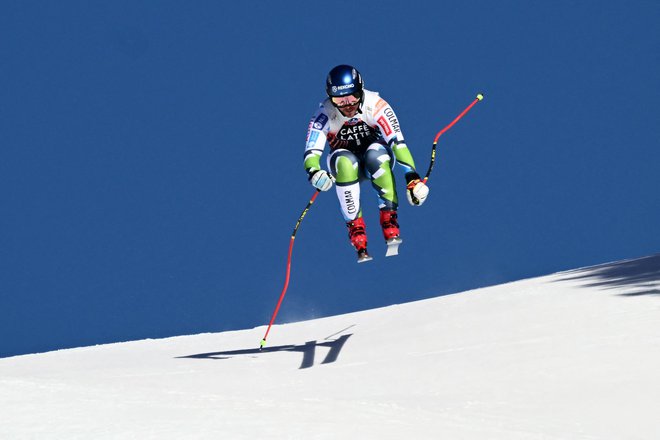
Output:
[304, 65, 430, 262]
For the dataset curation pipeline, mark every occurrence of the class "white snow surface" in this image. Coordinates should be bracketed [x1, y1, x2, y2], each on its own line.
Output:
[2, 255, 660, 439]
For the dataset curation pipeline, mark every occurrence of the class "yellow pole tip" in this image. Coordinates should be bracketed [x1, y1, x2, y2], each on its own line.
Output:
[476, 93, 484, 101]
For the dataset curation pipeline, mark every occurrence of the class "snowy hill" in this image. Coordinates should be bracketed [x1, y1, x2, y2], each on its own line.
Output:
[1, 255, 659, 439]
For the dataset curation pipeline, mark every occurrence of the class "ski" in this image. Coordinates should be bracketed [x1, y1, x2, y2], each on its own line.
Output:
[357, 248, 373, 263]
[385, 237, 403, 257]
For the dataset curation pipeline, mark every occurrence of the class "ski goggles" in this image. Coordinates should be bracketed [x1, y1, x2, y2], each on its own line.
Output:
[331, 94, 361, 108]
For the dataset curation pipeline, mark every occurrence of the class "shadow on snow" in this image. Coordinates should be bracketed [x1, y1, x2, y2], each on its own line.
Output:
[177, 333, 353, 370]
[557, 254, 660, 297]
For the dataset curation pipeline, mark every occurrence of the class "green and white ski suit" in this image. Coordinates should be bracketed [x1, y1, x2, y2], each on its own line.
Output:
[304, 89, 421, 221]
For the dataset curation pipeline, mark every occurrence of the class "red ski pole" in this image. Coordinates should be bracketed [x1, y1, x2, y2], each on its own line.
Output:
[260, 190, 321, 349]
[423, 93, 484, 183]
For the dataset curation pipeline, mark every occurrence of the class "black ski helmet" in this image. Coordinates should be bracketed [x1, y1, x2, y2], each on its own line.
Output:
[326, 65, 364, 98]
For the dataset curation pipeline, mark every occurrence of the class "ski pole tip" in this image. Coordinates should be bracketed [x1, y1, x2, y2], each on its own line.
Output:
[476, 93, 484, 101]
[259, 339, 267, 350]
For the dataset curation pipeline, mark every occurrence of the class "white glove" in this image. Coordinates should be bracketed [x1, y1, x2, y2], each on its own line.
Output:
[406, 178, 429, 206]
[309, 170, 333, 191]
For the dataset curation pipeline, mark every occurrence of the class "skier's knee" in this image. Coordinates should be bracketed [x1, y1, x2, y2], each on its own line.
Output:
[329, 150, 359, 183]
[365, 145, 392, 174]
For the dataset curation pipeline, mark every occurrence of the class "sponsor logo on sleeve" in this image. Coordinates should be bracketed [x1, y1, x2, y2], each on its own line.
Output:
[383, 108, 401, 134]
[377, 116, 392, 136]
[307, 130, 320, 148]
[374, 99, 387, 114]
[313, 114, 328, 130]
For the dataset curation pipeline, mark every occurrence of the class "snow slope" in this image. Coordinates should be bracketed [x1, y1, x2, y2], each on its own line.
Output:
[1, 255, 659, 439]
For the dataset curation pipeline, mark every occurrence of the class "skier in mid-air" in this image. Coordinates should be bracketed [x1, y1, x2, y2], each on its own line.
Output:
[304, 65, 430, 262]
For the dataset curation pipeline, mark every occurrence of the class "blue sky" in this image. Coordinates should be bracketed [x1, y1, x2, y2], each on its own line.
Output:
[2, 1, 659, 357]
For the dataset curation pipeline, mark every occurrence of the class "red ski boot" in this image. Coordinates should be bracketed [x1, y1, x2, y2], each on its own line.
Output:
[380, 209, 403, 257]
[346, 217, 372, 263]
[379, 209, 400, 240]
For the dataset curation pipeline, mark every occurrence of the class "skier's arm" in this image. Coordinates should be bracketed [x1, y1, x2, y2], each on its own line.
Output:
[304, 107, 332, 191]
[372, 99, 420, 182]
[372, 98, 429, 205]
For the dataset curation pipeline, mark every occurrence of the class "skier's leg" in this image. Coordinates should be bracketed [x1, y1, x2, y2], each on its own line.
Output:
[328, 149, 362, 221]
[364, 143, 398, 210]
[328, 149, 370, 258]
[364, 143, 401, 241]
